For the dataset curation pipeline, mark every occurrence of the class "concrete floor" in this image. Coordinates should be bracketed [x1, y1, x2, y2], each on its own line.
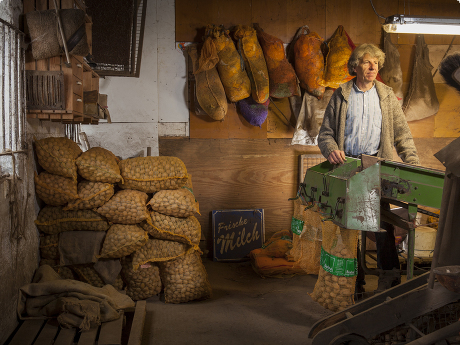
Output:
[139, 252, 421, 345]
[141, 259, 334, 345]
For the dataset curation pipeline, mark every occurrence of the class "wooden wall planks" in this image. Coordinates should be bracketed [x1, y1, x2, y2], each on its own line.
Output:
[159, 138, 321, 253]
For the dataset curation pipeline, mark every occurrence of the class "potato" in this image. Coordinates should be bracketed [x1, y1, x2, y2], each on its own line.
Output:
[34, 137, 82, 180]
[121, 256, 162, 300]
[35, 206, 109, 234]
[39, 233, 59, 259]
[99, 224, 148, 259]
[96, 189, 149, 224]
[158, 250, 211, 304]
[64, 181, 114, 210]
[131, 238, 191, 270]
[76, 147, 122, 183]
[141, 211, 201, 246]
[118, 156, 188, 193]
[35, 172, 78, 206]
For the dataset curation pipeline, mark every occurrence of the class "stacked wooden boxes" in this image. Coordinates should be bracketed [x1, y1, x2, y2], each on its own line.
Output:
[24, 0, 101, 125]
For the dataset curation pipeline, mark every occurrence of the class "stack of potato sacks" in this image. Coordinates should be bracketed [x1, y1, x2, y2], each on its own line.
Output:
[34, 136, 211, 303]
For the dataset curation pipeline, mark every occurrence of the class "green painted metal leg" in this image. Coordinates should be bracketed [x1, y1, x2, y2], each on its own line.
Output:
[406, 204, 418, 280]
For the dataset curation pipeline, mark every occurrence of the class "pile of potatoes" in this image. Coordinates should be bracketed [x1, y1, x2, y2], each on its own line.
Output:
[159, 250, 211, 304]
[76, 147, 122, 183]
[35, 206, 109, 234]
[34, 137, 82, 180]
[39, 233, 59, 260]
[148, 189, 200, 218]
[310, 243, 357, 312]
[96, 189, 149, 224]
[118, 156, 188, 192]
[33, 137, 210, 303]
[34, 172, 78, 206]
[99, 224, 148, 259]
[121, 255, 162, 301]
[141, 212, 201, 246]
[64, 181, 114, 211]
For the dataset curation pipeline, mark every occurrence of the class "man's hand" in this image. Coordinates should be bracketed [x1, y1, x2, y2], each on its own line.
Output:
[327, 150, 346, 164]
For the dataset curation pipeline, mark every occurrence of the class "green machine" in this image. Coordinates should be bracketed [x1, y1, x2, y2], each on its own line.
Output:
[299, 155, 445, 279]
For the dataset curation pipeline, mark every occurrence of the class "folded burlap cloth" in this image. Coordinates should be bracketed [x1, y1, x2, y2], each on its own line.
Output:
[18, 265, 134, 330]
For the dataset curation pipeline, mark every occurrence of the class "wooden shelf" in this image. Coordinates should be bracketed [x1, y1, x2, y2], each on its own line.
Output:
[27, 111, 99, 125]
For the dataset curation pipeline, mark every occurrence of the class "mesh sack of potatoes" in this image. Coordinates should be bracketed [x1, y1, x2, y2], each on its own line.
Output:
[96, 189, 149, 224]
[73, 264, 105, 288]
[121, 255, 162, 301]
[147, 189, 200, 218]
[76, 147, 122, 183]
[118, 156, 188, 193]
[35, 206, 109, 234]
[56, 266, 78, 280]
[34, 137, 82, 180]
[39, 233, 60, 260]
[99, 224, 148, 259]
[309, 220, 359, 312]
[131, 238, 192, 271]
[288, 198, 322, 275]
[64, 181, 114, 211]
[158, 249, 212, 304]
[141, 212, 201, 246]
[34, 172, 78, 206]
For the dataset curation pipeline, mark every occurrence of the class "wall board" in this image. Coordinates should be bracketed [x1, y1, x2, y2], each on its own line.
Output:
[159, 137, 321, 255]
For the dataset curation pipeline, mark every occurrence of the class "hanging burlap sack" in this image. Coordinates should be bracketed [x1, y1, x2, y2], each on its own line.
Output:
[64, 181, 114, 211]
[379, 31, 404, 106]
[148, 189, 200, 218]
[121, 256, 162, 301]
[118, 156, 188, 193]
[96, 189, 149, 225]
[98, 224, 148, 259]
[159, 249, 212, 304]
[234, 25, 269, 104]
[76, 147, 122, 184]
[25, 10, 60, 60]
[293, 26, 326, 99]
[321, 25, 354, 89]
[55, 9, 90, 57]
[34, 137, 82, 181]
[131, 239, 192, 271]
[288, 198, 322, 275]
[309, 220, 359, 312]
[35, 206, 109, 234]
[26, 9, 89, 60]
[237, 96, 270, 127]
[188, 44, 227, 121]
[211, 25, 251, 102]
[403, 35, 440, 121]
[141, 211, 201, 246]
[39, 233, 60, 260]
[34, 171, 78, 206]
[254, 24, 299, 99]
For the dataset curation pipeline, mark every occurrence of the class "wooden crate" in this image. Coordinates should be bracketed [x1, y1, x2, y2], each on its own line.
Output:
[24, 0, 99, 125]
[5, 301, 146, 345]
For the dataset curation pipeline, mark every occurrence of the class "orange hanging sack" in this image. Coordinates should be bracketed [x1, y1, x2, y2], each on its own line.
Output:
[321, 25, 354, 89]
[254, 24, 298, 99]
[234, 25, 269, 104]
[211, 25, 251, 103]
[293, 26, 326, 99]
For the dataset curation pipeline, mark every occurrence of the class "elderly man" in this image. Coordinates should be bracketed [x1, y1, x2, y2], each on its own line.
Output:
[317, 44, 420, 293]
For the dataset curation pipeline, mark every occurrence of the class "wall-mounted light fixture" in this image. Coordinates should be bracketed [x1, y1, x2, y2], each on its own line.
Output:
[383, 15, 460, 35]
